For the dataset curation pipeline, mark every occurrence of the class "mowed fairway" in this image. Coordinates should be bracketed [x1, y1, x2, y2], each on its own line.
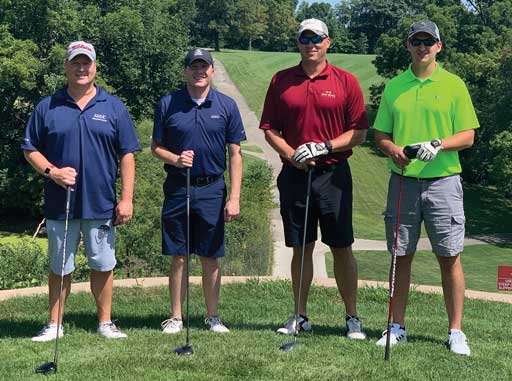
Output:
[1, 282, 511, 380]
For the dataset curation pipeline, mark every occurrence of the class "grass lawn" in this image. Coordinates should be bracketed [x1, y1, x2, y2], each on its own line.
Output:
[1, 281, 510, 380]
[325, 243, 512, 293]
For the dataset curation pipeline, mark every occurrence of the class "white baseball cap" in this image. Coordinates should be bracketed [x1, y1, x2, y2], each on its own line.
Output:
[66, 41, 96, 61]
[297, 18, 329, 37]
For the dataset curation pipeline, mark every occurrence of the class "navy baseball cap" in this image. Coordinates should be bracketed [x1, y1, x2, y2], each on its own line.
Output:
[408, 20, 441, 40]
[184, 48, 214, 67]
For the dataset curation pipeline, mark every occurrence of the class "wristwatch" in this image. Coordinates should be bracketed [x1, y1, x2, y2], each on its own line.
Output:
[44, 167, 52, 177]
[324, 140, 333, 153]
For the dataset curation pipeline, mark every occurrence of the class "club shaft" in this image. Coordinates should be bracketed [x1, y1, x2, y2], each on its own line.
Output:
[385, 169, 404, 361]
[185, 168, 191, 347]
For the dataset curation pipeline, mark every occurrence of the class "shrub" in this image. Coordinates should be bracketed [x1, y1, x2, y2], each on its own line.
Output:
[0, 239, 48, 289]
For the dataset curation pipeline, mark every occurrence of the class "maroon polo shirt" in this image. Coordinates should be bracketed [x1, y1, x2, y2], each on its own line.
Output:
[259, 62, 369, 166]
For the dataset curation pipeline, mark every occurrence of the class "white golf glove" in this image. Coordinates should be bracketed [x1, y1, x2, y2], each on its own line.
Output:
[293, 142, 329, 163]
[416, 139, 442, 162]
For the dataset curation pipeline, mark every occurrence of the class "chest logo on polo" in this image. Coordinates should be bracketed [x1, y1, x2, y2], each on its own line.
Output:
[320, 90, 336, 99]
[92, 113, 108, 122]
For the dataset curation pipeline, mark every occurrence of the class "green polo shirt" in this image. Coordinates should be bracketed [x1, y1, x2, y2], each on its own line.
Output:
[373, 64, 479, 178]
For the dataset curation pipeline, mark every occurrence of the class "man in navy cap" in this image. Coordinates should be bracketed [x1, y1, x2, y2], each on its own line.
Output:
[152, 48, 246, 334]
[23, 41, 140, 341]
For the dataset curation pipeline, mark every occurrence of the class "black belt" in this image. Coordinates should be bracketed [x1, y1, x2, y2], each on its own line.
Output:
[399, 174, 455, 182]
[190, 174, 221, 186]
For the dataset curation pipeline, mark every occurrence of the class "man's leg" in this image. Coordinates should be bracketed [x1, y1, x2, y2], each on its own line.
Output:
[90, 269, 113, 322]
[170, 256, 186, 319]
[200, 256, 221, 316]
[291, 242, 315, 316]
[437, 254, 465, 330]
[391, 254, 415, 326]
[331, 246, 357, 316]
[49, 273, 71, 324]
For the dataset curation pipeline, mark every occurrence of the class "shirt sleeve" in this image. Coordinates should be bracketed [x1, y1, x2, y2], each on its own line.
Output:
[345, 74, 369, 131]
[259, 74, 279, 131]
[373, 86, 393, 134]
[226, 100, 246, 144]
[21, 106, 45, 152]
[116, 101, 141, 154]
[452, 81, 479, 133]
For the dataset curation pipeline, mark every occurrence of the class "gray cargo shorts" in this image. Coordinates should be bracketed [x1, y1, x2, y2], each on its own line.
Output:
[383, 173, 465, 257]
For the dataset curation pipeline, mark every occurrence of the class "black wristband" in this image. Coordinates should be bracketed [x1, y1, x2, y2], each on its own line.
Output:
[324, 140, 333, 153]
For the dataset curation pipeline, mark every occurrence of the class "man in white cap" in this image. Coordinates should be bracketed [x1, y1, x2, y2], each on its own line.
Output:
[23, 41, 140, 341]
[260, 19, 369, 339]
[373, 20, 478, 355]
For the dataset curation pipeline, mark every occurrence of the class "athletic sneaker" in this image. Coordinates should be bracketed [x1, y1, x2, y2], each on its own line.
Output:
[97, 321, 127, 339]
[276, 314, 312, 335]
[205, 316, 230, 333]
[376, 323, 407, 346]
[448, 329, 471, 356]
[161, 317, 183, 334]
[345, 315, 367, 340]
[31, 323, 64, 342]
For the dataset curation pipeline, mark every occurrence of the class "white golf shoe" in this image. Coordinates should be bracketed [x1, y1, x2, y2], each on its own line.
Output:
[376, 323, 407, 346]
[205, 316, 230, 333]
[448, 329, 471, 356]
[32, 323, 64, 342]
[161, 317, 183, 334]
[276, 314, 312, 335]
[345, 316, 367, 340]
[97, 321, 127, 339]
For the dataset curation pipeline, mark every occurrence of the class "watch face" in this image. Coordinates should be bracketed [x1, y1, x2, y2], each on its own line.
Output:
[44, 167, 51, 175]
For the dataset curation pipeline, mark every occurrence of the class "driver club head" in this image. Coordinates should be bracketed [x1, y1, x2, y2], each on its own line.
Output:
[35, 361, 57, 374]
[403, 144, 421, 159]
[174, 345, 193, 356]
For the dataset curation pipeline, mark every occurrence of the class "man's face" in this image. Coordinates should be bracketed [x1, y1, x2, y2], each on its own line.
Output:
[65, 55, 96, 86]
[184, 60, 214, 89]
[297, 30, 331, 64]
[407, 32, 442, 66]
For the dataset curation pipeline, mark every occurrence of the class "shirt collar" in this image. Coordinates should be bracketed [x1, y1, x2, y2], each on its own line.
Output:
[294, 61, 331, 79]
[55, 84, 106, 103]
[183, 85, 214, 105]
[405, 63, 441, 82]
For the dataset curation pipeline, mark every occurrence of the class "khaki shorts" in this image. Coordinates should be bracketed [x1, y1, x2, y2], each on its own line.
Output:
[384, 173, 465, 257]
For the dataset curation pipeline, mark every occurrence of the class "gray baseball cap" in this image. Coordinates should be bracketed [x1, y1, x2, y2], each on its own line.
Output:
[408, 20, 441, 40]
[297, 18, 329, 37]
[66, 41, 96, 61]
[184, 48, 214, 67]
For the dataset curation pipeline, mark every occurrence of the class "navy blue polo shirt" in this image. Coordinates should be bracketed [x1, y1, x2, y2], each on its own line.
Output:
[153, 86, 246, 182]
[22, 85, 141, 220]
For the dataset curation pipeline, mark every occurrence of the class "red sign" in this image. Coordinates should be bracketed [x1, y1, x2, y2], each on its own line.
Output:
[498, 266, 512, 291]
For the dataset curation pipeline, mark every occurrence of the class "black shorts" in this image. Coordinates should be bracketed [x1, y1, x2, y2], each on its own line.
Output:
[277, 161, 354, 248]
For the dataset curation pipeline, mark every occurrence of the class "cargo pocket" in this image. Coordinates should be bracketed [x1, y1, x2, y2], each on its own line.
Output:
[450, 215, 465, 253]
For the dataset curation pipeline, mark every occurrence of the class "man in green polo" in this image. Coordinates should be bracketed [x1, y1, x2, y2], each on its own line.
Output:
[373, 20, 479, 356]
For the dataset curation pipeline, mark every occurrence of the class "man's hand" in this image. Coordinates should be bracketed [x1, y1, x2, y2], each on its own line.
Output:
[224, 198, 240, 223]
[176, 150, 194, 168]
[49, 167, 77, 189]
[416, 139, 442, 162]
[114, 199, 133, 226]
[293, 142, 329, 163]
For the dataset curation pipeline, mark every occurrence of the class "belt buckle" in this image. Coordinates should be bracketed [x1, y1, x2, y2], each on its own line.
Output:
[195, 176, 208, 186]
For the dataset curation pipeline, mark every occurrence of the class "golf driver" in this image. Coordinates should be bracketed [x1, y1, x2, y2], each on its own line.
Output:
[175, 168, 193, 356]
[36, 186, 71, 374]
[384, 155, 408, 360]
[280, 167, 313, 352]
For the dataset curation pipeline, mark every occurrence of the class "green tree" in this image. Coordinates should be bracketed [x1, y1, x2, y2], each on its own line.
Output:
[231, 0, 268, 51]
[261, 0, 297, 51]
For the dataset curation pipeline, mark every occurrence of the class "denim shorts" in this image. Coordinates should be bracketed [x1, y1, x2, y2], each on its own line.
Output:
[384, 173, 465, 257]
[46, 219, 116, 275]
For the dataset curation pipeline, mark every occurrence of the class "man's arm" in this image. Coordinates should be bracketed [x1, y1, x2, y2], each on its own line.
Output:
[23, 150, 77, 188]
[115, 152, 135, 226]
[224, 143, 242, 222]
[329, 128, 367, 152]
[374, 130, 410, 169]
[438, 129, 475, 151]
[264, 129, 305, 169]
[151, 140, 194, 168]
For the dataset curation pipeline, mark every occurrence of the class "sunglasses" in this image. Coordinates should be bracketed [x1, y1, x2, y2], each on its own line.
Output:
[298, 34, 327, 45]
[410, 37, 438, 47]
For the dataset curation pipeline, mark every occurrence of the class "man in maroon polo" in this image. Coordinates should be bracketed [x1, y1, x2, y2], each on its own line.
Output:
[260, 18, 369, 338]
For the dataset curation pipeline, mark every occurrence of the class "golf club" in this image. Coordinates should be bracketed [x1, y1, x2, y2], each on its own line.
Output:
[36, 186, 71, 374]
[280, 167, 313, 352]
[403, 144, 421, 159]
[175, 167, 193, 356]
[384, 163, 405, 361]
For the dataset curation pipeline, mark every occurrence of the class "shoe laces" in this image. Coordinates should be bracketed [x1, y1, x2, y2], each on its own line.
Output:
[346, 316, 362, 332]
[100, 321, 121, 332]
[449, 330, 467, 345]
[205, 316, 224, 326]
[39, 323, 60, 334]
[161, 317, 181, 329]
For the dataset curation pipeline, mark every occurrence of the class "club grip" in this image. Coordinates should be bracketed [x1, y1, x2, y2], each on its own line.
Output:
[403, 144, 421, 159]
